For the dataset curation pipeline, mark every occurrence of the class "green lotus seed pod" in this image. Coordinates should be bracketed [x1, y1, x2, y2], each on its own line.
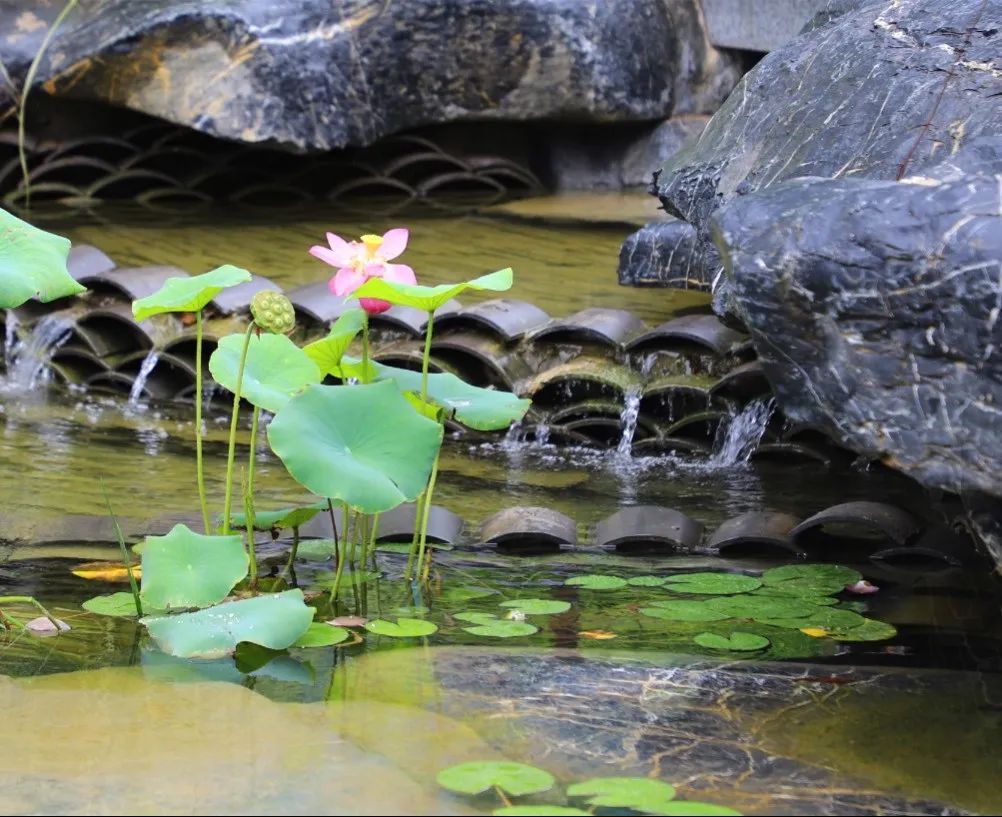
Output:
[250, 290, 296, 334]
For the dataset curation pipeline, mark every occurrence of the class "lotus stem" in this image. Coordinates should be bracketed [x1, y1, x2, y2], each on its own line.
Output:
[0, 595, 61, 631]
[194, 310, 210, 533]
[326, 498, 339, 569]
[406, 309, 438, 580]
[360, 311, 370, 384]
[329, 503, 353, 602]
[101, 481, 141, 617]
[365, 513, 380, 568]
[416, 447, 441, 582]
[420, 310, 434, 405]
[284, 525, 300, 577]
[221, 322, 255, 535]
[243, 405, 261, 586]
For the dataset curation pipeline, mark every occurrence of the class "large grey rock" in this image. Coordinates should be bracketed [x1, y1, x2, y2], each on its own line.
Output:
[655, 0, 1002, 287]
[0, 0, 741, 152]
[618, 219, 705, 288]
[700, 0, 829, 51]
[710, 170, 1002, 503]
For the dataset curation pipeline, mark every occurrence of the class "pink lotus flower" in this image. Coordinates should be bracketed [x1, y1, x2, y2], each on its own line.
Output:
[846, 580, 879, 594]
[309, 228, 416, 314]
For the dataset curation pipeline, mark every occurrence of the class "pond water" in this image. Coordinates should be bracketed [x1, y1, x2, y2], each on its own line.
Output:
[1, 202, 1000, 816]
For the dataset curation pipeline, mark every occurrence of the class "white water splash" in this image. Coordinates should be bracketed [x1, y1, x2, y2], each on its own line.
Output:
[127, 350, 160, 405]
[710, 398, 775, 466]
[616, 387, 642, 457]
[3, 310, 19, 370]
[2, 314, 74, 392]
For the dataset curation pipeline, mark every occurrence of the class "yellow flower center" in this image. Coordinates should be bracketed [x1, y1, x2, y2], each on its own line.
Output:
[360, 234, 384, 258]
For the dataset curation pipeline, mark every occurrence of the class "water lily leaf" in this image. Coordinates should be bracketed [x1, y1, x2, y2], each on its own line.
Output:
[302, 308, 366, 377]
[641, 601, 730, 622]
[627, 576, 666, 587]
[364, 618, 438, 637]
[376, 541, 453, 553]
[392, 605, 430, 617]
[139, 524, 248, 611]
[565, 575, 627, 590]
[706, 595, 818, 620]
[759, 607, 866, 631]
[652, 803, 743, 816]
[832, 618, 897, 642]
[267, 382, 443, 513]
[454, 611, 499, 624]
[753, 586, 838, 605]
[499, 599, 570, 615]
[567, 777, 677, 813]
[0, 208, 84, 308]
[368, 361, 530, 431]
[694, 631, 770, 651]
[72, 561, 141, 582]
[83, 592, 143, 618]
[464, 620, 539, 638]
[353, 268, 513, 313]
[132, 264, 250, 320]
[436, 760, 554, 797]
[295, 539, 339, 560]
[664, 573, 762, 595]
[494, 808, 590, 816]
[293, 622, 350, 647]
[142, 590, 314, 658]
[230, 501, 327, 532]
[762, 564, 861, 587]
[209, 332, 321, 413]
[442, 586, 500, 603]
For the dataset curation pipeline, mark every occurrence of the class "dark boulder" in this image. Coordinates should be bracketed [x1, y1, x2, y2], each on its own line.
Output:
[0, 0, 741, 152]
[617, 220, 705, 288]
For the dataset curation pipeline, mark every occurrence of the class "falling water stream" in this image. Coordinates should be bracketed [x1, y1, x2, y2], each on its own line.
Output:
[2, 314, 74, 392]
[616, 387, 642, 457]
[127, 351, 160, 406]
[710, 397, 775, 466]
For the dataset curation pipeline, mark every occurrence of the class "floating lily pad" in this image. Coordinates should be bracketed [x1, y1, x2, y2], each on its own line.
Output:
[694, 632, 770, 652]
[753, 586, 838, 605]
[758, 607, 866, 631]
[453, 611, 500, 624]
[762, 564, 861, 587]
[82, 592, 143, 618]
[499, 599, 570, 615]
[209, 332, 321, 413]
[132, 264, 250, 320]
[293, 622, 350, 647]
[303, 308, 366, 377]
[664, 573, 762, 595]
[565, 575, 628, 590]
[268, 382, 443, 513]
[142, 590, 314, 659]
[0, 208, 85, 308]
[641, 601, 730, 622]
[354, 268, 513, 313]
[832, 618, 898, 642]
[706, 595, 818, 620]
[567, 777, 677, 813]
[441, 586, 500, 603]
[464, 620, 539, 638]
[140, 524, 247, 611]
[494, 808, 590, 816]
[364, 618, 438, 637]
[627, 576, 667, 587]
[230, 501, 327, 532]
[436, 760, 554, 797]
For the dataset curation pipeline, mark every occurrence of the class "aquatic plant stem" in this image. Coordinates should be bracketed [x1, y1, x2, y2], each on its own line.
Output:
[194, 310, 210, 533]
[0, 596, 61, 630]
[360, 312, 370, 383]
[416, 447, 441, 582]
[242, 406, 261, 585]
[17, 0, 80, 210]
[329, 504, 353, 602]
[406, 310, 437, 580]
[101, 481, 142, 617]
[221, 322, 255, 535]
[365, 513, 380, 568]
[493, 785, 512, 809]
[284, 526, 301, 577]
[326, 498, 340, 570]
[420, 310, 434, 404]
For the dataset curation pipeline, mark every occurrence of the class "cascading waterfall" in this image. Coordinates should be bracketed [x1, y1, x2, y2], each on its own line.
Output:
[2, 314, 74, 392]
[127, 350, 161, 405]
[3, 310, 19, 370]
[710, 397, 775, 466]
[615, 387, 642, 457]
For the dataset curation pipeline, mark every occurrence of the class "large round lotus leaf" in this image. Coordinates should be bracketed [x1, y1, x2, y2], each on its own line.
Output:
[832, 618, 898, 642]
[229, 501, 327, 532]
[353, 268, 512, 313]
[368, 361, 530, 431]
[209, 332, 321, 414]
[132, 264, 251, 320]
[302, 309, 366, 377]
[664, 573, 762, 595]
[565, 575, 628, 590]
[140, 524, 248, 611]
[437, 760, 554, 797]
[267, 382, 443, 513]
[568, 777, 677, 811]
[82, 592, 143, 618]
[762, 564, 861, 587]
[642, 601, 730, 622]
[706, 595, 817, 620]
[494, 808, 590, 816]
[761, 607, 866, 632]
[0, 208, 84, 308]
[293, 622, 350, 647]
[142, 590, 314, 658]
[694, 631, 770, 652]
[364, 618, 438, 637]
[499, 599, 570, 615]
[464, 620, 539, 638]
[753, 586, 838, 605]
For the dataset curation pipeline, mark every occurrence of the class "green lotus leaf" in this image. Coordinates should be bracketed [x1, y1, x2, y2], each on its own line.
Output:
[641, 601, 730, 622]
[567, 777, 677, 813]
[627, 576, 666, 587]
[82, 592, 144, 618]
[293, 622, 350, 647]
[565, 575, 627, 590]
[494, 808, 590, 816]
[664, 573, 762, 595]
[464, 620, 539, 638]
[759, 607, 866, 631]
[364, 618, 438, 637]
[229, 501, 327, 532]
[267, 382, 443, 513]
[142, 590, 314, 658]
[762, 564, 861, 587]
[437, 760, 554, 797]
[453, 611, 500, 624]
[353, 267, 513, 312]
[132, 264, 251, 320]
[693, 631, 770, 651]
[302, 308, 366, 377]
[498, 599, 570, 615]
[832, 618, 898, 642]
[140, 524, 248, 611]
[0, 208, 84, 308]
[209, 332, 321, 413]
[753, 586, 838, 605]
[705, 595, 819, 620]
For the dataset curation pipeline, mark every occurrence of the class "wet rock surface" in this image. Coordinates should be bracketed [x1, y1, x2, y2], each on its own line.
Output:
[0, 0, 740, 152]
[617, 219, 706, 289]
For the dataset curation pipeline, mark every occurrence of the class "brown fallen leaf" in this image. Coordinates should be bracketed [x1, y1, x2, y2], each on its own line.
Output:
[800, 627, 830, 638]
[71, 561, 141, 582]
[328, 616, 368, 628]
[579, 630, 617, 640]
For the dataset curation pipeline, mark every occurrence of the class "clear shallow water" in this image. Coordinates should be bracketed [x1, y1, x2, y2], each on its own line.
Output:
[1, 204, 1001, 815]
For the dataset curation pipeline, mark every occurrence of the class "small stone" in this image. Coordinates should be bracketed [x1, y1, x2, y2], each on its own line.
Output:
[25, 616, 70, 637]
